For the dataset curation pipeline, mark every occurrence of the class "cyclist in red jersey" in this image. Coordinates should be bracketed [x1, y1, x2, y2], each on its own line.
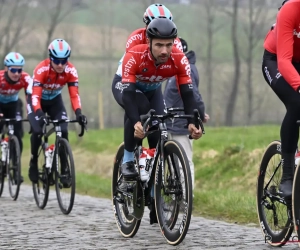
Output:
[112, 4, 182, 162]
[0, 52, 31, 183]
[117, 18, 202, 180]
[27, 39, 87, 183]
[262, 0, 300, 198]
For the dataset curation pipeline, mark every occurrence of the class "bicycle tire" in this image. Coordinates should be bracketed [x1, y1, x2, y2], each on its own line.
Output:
[154, 140, 193, 246]
[256, 140, 293, 246]
[293, 154, 300, 247]
[55, 138, 76, 215]
[0, 160, 4, 197]
[112, 142, 141, 238]
[33, 145, 49, 209]
[7, 135, 21, 200]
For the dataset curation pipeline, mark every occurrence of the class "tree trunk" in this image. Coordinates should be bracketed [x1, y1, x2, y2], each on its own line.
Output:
[225, 0, 240, 126]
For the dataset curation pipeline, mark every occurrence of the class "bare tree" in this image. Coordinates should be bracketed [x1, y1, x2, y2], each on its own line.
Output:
[202, 0, 224, 119]
[42, 0, 80, 58]
[0, 1, 34, 68]
[241, 0, 272, 124]
[224, 0, 240, 126]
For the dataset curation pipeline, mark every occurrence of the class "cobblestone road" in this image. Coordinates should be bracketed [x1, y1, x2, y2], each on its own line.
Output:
[0, 185, 299, 250]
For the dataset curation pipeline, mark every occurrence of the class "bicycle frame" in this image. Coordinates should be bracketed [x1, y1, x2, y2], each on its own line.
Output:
[39, 118, 86, 175]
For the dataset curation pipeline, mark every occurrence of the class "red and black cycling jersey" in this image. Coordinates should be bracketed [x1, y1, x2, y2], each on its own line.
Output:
[29, 59, 81, 112]
[0, 70, 31, 103]
[264, 0, 300, 90]
[121, 44, 196, 125]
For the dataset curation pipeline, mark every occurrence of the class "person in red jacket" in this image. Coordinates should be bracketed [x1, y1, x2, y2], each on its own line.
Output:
[27, 39, 87, 184]
[262, 0, 300, 198]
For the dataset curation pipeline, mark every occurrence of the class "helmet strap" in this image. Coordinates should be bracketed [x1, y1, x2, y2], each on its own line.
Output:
[149, 39, 160, 65]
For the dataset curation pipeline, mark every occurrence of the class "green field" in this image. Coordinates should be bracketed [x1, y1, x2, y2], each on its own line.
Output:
[20, 124, 281, 226]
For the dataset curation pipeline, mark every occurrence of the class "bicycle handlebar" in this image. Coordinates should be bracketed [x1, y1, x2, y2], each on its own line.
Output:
[43, 117, 87, 137]
[140, 108, 205, 138]
[0, 118, 28, 122]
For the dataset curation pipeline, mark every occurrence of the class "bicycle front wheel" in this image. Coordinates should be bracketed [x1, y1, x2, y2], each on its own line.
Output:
[154, 140, 193, 246]
[293, 154, 300, 247]
[33, 145, 49, 209]
[55, 138, 76, 215]
[256, 140, 293, 246]
[7, 135, 21, 200]
[112, 142, 141, 238]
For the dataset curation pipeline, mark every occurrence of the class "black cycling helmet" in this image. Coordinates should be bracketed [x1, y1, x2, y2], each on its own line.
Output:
[146, 17, 177, 39]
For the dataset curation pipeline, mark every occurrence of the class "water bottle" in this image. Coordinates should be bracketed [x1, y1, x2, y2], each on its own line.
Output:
[139, 147, 148, 182]
[139, 147, 156, 182]
[45, 144, 55, 169]
[1, 137, 9, 162]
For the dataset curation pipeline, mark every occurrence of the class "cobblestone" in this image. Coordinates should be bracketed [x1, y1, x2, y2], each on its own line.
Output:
[0, 185, 298, 249]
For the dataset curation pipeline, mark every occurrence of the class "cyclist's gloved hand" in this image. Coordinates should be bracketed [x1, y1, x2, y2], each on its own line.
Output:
[75, 109, 87, 125]
[36, 109, 47, 127]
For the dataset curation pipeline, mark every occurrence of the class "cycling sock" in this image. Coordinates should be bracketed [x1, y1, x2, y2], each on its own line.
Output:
[122, 149, 134, 164]
[281, 153, 295, 180]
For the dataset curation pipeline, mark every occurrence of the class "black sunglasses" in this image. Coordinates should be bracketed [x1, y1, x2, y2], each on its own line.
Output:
[50, 57, 68, 65]
[8, 67, 22, 74]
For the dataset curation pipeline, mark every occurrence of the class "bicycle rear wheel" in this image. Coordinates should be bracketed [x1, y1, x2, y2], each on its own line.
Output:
[256, 140, 293, 246]
[33, 145, 49, 209]
[112, 142, 141, 238]
[55, 138, 75, 215]
[154, 140, 193, 246]
[7, 135, 21, 200]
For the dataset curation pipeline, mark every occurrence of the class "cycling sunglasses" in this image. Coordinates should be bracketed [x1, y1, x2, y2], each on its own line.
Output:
[8, 67, 22, 74]
[50, 57, 68, 65]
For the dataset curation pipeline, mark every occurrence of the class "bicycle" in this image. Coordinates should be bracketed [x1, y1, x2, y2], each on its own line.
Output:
[257, 133, 300, 245]
[0, 117, 27, 200]
[112, 108, 204, 245]
[32, 117, 86, 215]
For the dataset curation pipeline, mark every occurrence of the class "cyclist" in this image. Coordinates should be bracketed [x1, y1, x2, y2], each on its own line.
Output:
[0, 52, 31, 183]
[116, 18, 202, 224]
[164, 37, 209, 191]
[112, 3, 182, 158]
[117, 17, 202, 180]
[262, 0, 300, 198]
[27, 38, 87, 184]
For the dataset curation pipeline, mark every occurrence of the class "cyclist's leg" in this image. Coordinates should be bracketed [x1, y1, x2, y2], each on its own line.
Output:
[121, 90, 151, 178]
[262, 57, 300, 198]
[46, 94, 68, 140]
[46, 95, 69, 182]
[147, 85, 165, 148]
[15, 98, 24, 139]
[27, 94, 42, 183]
[111, 74, 123, 106]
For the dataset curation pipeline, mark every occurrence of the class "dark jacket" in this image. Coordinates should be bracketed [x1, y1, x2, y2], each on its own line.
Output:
[163, 50, 205, 135]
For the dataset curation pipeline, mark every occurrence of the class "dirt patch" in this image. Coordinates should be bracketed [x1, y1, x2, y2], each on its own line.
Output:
[72, 148, 114, 178]
[201, 149, 218, 159]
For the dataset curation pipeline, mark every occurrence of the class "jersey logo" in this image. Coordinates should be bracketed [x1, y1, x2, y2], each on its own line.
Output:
[37, 66, 50, 75]
[136, 75, 168, 82]
[126, 33, 143, 48]
[124, 56, 136, 77]
[160, 65, 171, 69]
